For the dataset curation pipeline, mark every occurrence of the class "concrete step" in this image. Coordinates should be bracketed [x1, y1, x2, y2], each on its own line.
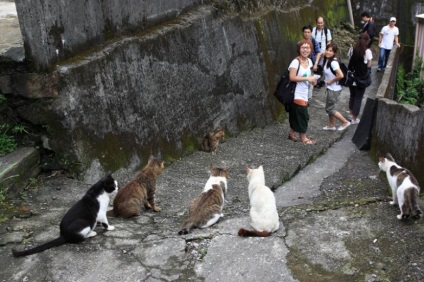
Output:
[0, 147, 40, 195]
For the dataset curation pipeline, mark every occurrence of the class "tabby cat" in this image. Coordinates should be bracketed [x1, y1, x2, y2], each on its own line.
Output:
[238, 166, 279, 237]
[378, 153, 422, 220]
[107, 155, 164, 218]
[12, 174, 118, 257]
[178, 167, 229, 235]
[201, 128, 225, 155]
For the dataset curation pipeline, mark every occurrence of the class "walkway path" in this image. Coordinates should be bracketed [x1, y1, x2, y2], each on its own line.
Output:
[1, 65, 424, 281]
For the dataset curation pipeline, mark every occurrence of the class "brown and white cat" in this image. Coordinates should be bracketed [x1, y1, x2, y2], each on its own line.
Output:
[201, 128, 225, 155]
[12, 174, 118, 257]
[378, 153, 422, 220]
[178, 167, 229, 235]
[238, 166, 279, 237]
[107, 155, 164, 218]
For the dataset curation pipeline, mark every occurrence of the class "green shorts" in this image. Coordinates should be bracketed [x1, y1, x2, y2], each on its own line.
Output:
[288, 103, 309, 133]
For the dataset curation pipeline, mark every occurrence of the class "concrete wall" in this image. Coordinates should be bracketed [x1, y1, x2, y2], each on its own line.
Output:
[10, 2, 350, 182]
[371, 47, 424, 187]
[15, 0, 207, 70]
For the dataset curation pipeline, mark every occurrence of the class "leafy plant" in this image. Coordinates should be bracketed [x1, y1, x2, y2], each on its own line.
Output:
[12, 125, 28, 134]
[0, 125, 17, 155]
[396, 57, 424, 107]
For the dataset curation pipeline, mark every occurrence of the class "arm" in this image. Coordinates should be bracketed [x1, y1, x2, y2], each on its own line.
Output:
[328, 68, 344, 85]
[312, 40, 322, 71]
[378, 33, 383, 47]
[394, 35, 400, 47]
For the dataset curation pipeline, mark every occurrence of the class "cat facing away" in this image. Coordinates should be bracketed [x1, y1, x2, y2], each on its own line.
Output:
[201, 128, 225, 155]
[378, 153, 422, 220]
[238, 165, 279, 237]
[178, 167, 229, 235]
[107, 155, 164, 218]
[12, 174, 118, 257]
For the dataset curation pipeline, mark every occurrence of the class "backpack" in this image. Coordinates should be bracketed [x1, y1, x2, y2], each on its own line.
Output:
[326, 58, 354, 87]
[274, 58, 300, 111]
[314, 27, 328, 50]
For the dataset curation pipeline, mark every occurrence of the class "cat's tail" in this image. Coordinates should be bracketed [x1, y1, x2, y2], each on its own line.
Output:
[238, 228, 272, 237]
[11, 236, 67, 257]
[178, 221, 194, 235]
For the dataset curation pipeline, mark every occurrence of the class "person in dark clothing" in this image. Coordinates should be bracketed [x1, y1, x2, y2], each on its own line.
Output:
[360, 12, 376, 48]
[347, 33, 373, 124]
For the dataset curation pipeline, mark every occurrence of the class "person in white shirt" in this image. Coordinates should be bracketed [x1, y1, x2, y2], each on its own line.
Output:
[377, 17, 400, 72]
[287, 39, 318, 145]
[312, 16, 332, 51]
[321, 43, 351, 131]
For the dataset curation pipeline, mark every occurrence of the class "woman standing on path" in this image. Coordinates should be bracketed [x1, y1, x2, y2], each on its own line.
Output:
[322, 43, 351, 131]
[348, 34, 373, 124]
[287, 39, 318, 145]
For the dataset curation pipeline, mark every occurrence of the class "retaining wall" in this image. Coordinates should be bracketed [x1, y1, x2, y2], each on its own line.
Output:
[15, 0, 208, 70]
[372, 47, 424, 187]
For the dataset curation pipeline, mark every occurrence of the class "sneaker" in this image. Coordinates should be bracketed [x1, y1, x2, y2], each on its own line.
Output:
[323, 126, 337, 131]
[351, 119, 360, 125]
[337, 122, 351, 131]
[377, 68, 381, 72]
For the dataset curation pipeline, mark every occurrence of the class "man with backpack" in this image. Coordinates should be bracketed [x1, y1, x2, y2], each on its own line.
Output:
[360, 12, 376, 48]
[312, 17, 332, 51]
[312, 17, 332, 88]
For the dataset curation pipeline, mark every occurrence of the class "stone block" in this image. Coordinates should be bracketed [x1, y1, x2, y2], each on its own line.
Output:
[0, 147, 40, 195]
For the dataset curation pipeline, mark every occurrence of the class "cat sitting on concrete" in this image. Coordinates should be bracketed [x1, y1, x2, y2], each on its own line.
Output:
[238, 165, 279, 237]
[201, 128, 225, 155]
[178, 167, 229, 235]
[107, 155, 164, 218]
[378, 153, 422, 220]
[12, 174, 118, 257]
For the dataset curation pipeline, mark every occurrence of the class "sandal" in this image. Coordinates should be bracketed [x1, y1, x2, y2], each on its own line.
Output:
[288, 133, 298, 142]
[301, 138, 317, 145]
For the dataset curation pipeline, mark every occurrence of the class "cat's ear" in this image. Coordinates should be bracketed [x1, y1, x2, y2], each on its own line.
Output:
[246, 167, 252, 174]
[258, 165, 264, 171]
[386, 153, 394, 162]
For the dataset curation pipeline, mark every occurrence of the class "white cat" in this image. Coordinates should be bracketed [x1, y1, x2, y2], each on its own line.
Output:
[378, 153, 422, 220]
[238, 165, 279, 237]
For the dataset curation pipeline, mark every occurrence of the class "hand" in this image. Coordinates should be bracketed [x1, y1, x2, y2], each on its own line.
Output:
[396, 43, 401, 48]
[309, 77, 317, 86]
[312, 65, 318, 72]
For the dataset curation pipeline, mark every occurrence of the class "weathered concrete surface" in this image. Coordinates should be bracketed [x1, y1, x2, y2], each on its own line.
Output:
[2, 68, 424, 281]
[0, 1, 24, 62]
[14, 0, 209, 69]
[0, 147, 40, 195]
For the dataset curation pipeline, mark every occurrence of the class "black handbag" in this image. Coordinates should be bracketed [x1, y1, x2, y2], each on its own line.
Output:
[274, 71, 297, 107]
[355, 73, 372, 88]
[274, 58, 300, 111]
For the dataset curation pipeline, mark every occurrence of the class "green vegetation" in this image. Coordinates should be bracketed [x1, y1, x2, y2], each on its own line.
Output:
[0, 124, 17, 155]
[396, 57, 424, 107]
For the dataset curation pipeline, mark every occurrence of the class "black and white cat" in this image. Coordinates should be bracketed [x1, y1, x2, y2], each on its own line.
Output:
[378, 153, 422, 220]
[12, 174, 118, 257]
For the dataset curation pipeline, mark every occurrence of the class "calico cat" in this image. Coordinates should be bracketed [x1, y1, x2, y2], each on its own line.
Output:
[12, 174, 118, 257]
[238, 166, 279, 237]
[378, 153, 422, 220]
[201, 128, 225, 155]
[178, 167, 229, 235]
[107, 155, 164, 218]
